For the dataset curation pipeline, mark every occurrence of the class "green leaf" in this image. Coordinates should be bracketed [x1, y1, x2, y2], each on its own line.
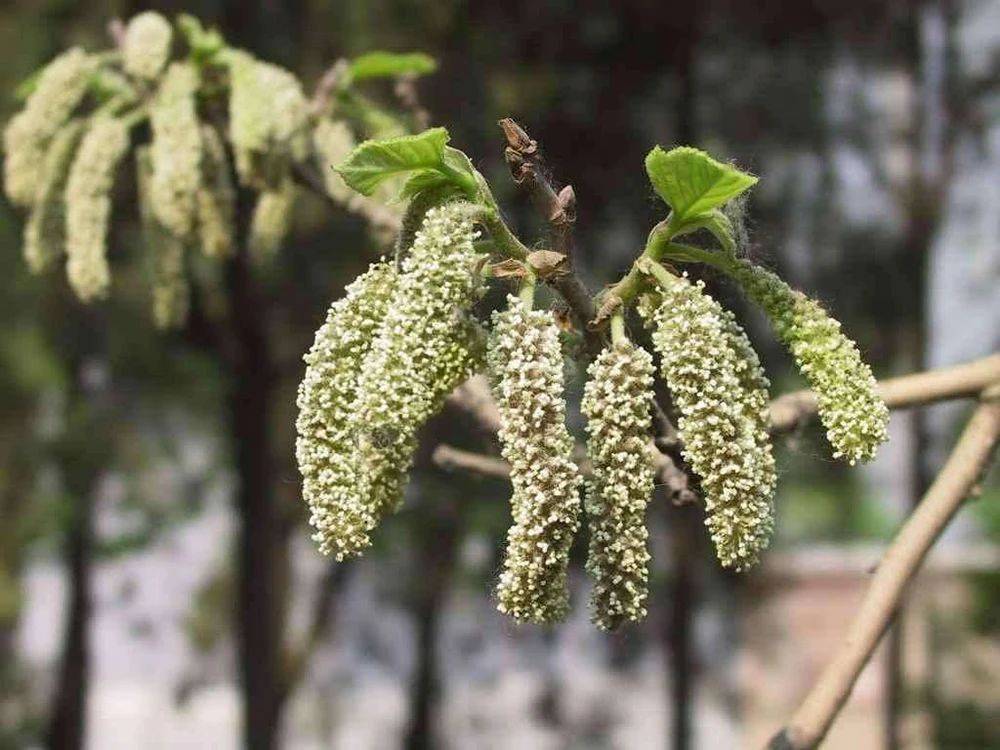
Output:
[674, 208, 736, 254]
[399, 169, 453, 200]
[337, 127, 450, 196]
[645, 146, 757, 221]
[176, 15, 225, 62]
[349, 52, 438, 82]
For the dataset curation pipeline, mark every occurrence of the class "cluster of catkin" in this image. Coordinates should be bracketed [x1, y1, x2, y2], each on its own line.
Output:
[1, 12, 387, 328]
[296, 223, 889, 628]
[296, 202, 485, 560]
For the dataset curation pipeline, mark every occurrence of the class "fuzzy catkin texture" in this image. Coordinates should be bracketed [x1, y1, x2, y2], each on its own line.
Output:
[312, 119, 355, 203]
[65, 117, 130, 302]
[490, 296, 583, 624]
[150, 63, 202, 238]
[122, 12, 173, 80]
[296, 262, 398, 559]
[136, 148, 189, 329]
[196, 125, 235, 258]
[248, 178, 295, 264]
[3, 48, 95, 207]
[226, 50, 308, 188]
[355, 203, 486, 520]
[639, 276, 776, 569]
[23, 121, 85, 273]
[732, 261, 889, 464]
[582, 342, 656, 630]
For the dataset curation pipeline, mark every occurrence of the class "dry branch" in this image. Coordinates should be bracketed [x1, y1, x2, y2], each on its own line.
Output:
[432, 444, 511, 479]
[770, 390, 1000, 749]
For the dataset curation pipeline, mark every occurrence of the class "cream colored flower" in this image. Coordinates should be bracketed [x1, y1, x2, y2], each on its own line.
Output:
[732, 261, 889, 464]
[65, 117, 131, 301]
[296, 262, 398, 558]
[490, 296, 583, 624]
[3, 48, 95, 207]
[639, 275, 776, 569]
[122, 12, 173, 80]
[582, 341, 655, 630]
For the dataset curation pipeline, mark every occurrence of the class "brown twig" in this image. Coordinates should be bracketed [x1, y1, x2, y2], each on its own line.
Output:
[446, 375, 502, 434]
[770, 389, 1000, 749]
[769, 353, 1000, 434]
[432, 444, 511, 479]
[498, 118, 601, 354]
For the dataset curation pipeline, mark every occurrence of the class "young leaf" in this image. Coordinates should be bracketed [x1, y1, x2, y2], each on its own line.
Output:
[674, 208, 736, 254]
[337, 127, 450, 196]
[645, 146, 757, 222]
[349, 52, 438, 82]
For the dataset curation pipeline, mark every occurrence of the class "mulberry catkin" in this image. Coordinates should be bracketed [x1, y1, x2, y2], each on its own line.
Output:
[731, 261, 889, 464]
[355, 202, 486, 521]
[136, 147, 189, 329]
[65, 116, 131, 302]
[490, 296, 583, 623]
[196, 125, 235, 258]
[296, 262, 398, 558]
[23, 121, 85, 273]
[3, 48, 95, 207]
[226, 51, 308, 187]
[582, 341, 656, 630]
[122, 12, 173, 80]
[149, 63, 202, 237]
[248, 178, 296, 264]
[312, 118, 356, 204]
[639, 275, 776, 569]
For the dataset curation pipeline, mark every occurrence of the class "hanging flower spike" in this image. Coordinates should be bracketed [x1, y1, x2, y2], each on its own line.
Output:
[226, 50, 309, 188]
[354, 202, 486, 521]
[65, 116, 131, 302]
[23, 120, 85, 273]
[3, 48, 95, 207]
[731, 261, 889, 464]
[136, 147, 189, 329]
[196, 125, 236, 259]
[582, 339, 656, 630]
[121, 12, 173, 81]
[639, 273, 776, 570]
[490, 294, 583, 624]
[296, 262, 398, 559]
[149, 62, 203, 238]
[248, 178, 296, 264]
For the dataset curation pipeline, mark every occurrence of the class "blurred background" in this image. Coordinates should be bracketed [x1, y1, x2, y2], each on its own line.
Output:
[1, 1, 998, 748]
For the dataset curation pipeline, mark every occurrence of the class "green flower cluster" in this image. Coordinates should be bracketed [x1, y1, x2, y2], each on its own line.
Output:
[640, 275, 776, 569]
[122, 12, 173, 81]
[296, 262, 399, 559]
[582, 341, 656, 630]
[65, 117, 131, 302]
[732, 261, 889, 464]
[3, 48, 95, 207]
[225, 50, 309, 188]
[23, 121, 85, 273]
[354, 202, 486, 520]
[149, 63, 202, 238]
[489, 296, 583, 623]
[196, 125, 236, 259]
[136, 147, 189, 329]
[248, 178, 296, 264]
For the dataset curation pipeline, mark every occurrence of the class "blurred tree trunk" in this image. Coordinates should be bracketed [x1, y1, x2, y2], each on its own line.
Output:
[664, 7, 702, 750]
[404, 494, 463, 750]
[46, 488, 93, 750]
[226, 246, 282, 750]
